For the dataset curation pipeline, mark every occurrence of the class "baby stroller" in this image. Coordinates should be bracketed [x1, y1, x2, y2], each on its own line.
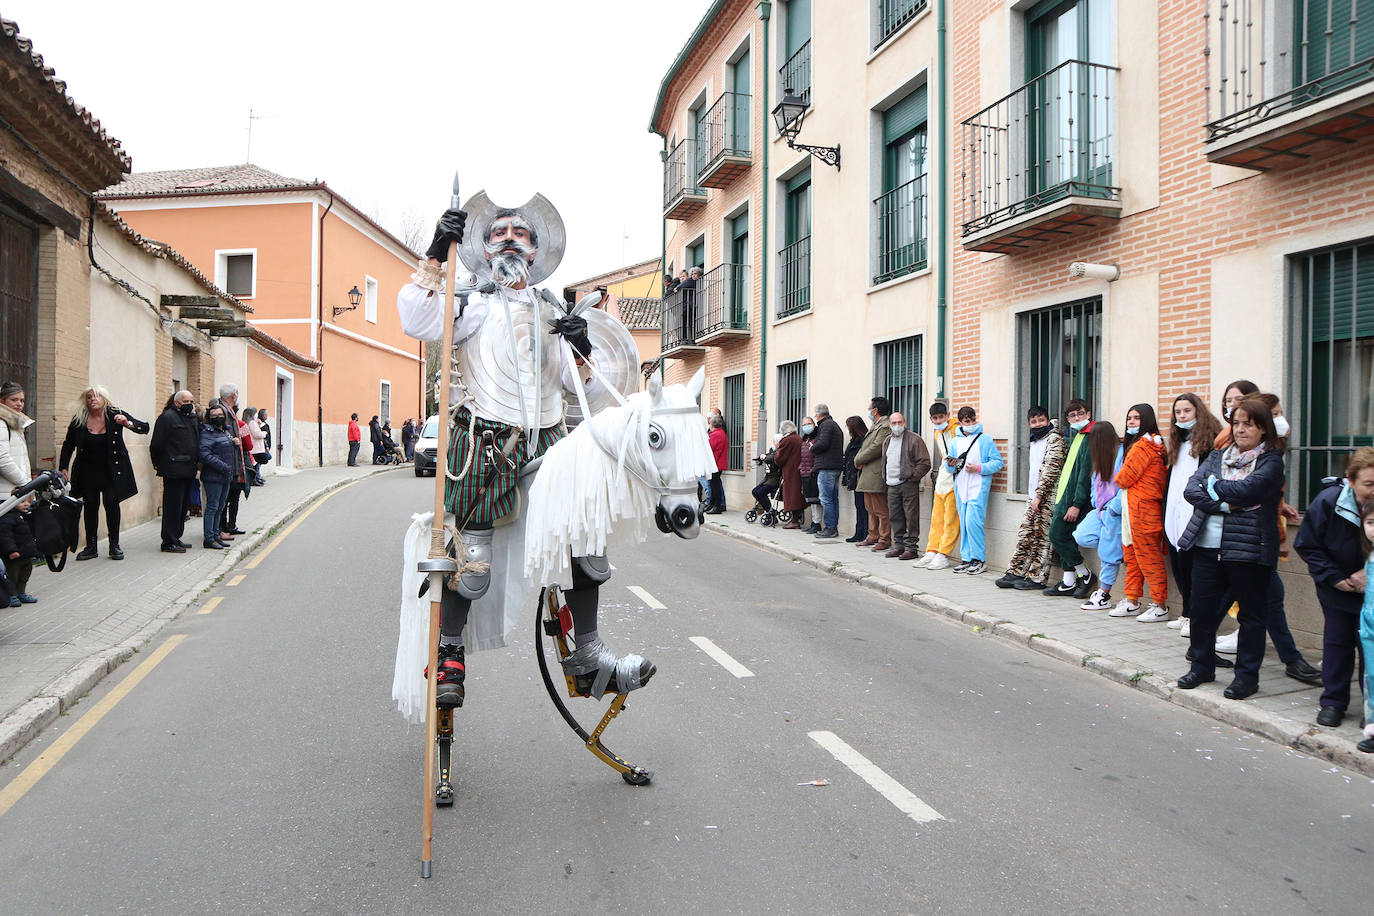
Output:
[744, 451, 791, 527]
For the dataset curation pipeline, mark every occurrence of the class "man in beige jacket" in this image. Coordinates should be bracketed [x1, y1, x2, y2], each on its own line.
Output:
[852, 396, 894, 551]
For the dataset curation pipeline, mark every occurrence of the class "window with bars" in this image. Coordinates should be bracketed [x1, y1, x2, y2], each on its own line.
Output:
[875, 0, 928, 48]
[873, 336, 923, 433]
[724, 374, 746, 471]
[1289, 239, 1374, 507]
[777, 360, 808, 430]
[874, 86, 929, 284]
[1013, 297, 1102, 492]
[779, 172, 811, 318]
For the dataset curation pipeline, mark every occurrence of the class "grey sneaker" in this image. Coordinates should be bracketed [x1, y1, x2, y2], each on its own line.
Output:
[963, 560, 986, 576]
[814, 528, 839, 539]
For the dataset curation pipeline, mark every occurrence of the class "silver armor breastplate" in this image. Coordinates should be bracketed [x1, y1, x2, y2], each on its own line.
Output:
[457, 292, 564, 429]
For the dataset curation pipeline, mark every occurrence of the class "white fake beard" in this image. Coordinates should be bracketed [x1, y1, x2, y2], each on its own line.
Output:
[490, 252, 531, 288]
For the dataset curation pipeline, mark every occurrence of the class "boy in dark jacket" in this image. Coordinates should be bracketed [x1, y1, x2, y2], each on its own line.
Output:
[0, 504, 36, 605]
[1294, 447, 1374, 728]
[1045, 399, 1097, 598]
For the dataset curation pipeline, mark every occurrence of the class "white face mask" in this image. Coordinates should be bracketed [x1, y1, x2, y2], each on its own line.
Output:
[1273, 415, 1290, 438]
[960, 424, 977, 435]
[1070, 419, 1088, 432]
[1125, 425, 1140, 436]
[890, 425, 905, 437]
[1174, 418, 1196, 430]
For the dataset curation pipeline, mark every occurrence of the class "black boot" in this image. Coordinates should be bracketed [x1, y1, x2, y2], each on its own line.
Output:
[109, 543, 124, 560]
[75, 544, 98, 561]
[435, 644, 466, 708]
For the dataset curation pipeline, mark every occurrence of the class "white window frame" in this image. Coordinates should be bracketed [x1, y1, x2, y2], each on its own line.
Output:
[379, 378, 392, 425]
[364, 275, 379, 324]
[214, 248, 258, 300]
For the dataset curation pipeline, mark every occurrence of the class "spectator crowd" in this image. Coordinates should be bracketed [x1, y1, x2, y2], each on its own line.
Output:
[723, 383, 1374, 753]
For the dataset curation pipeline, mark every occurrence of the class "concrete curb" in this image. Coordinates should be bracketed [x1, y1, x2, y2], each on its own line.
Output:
[705, 520, 1374, 779]
[0, 467, 396, 766]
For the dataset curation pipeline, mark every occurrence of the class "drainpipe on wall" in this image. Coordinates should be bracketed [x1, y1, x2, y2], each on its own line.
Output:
[659, 140, 668, 384]
[316, 190, 334, 467]
[756, 0, 772, 451]
[935, 0, 949, 400]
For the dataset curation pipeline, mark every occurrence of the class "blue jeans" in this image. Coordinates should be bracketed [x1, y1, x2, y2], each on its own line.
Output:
[817, 470, 841, 530]
[202, 480, 229, 543]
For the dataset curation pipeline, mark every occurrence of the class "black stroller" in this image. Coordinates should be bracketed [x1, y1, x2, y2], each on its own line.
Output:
[0, 469, 80, 572]
[744, 450, 791, 527]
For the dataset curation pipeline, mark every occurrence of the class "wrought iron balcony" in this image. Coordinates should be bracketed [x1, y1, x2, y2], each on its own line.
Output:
[959, 59, 1120, 254]
[873, 174, 929, 285]
[663, 138, 708, 220]
[1204, 0, 1374, 168]
[696, 92, 753, 188]
[661, 264, 751, 354]
[875, 0, 928, 49]
[778, 236, 811, 319]
[779, 39, 812, 106]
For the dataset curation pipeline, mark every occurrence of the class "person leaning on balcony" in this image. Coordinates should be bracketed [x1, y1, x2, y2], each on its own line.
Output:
[916, 402, 961, 570]
[1294, 446, 1374, 730]
[59, 385, 149, 561]
[842, 415, 870, 543]
[852, 397, 894, 551]
[1175, 398, 1287, 700]
[776, 420, 805, 529]
[678, 267, 700, 342]
[809, 404, 845, 540]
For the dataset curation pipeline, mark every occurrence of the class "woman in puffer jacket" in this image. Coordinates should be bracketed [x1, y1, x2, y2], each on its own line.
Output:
[1176, 398, 1286, 699]
[1114, 403, 1169, 621]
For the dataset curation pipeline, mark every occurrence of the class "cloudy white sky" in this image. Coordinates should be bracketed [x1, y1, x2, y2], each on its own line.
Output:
[7, 0, 702, 287]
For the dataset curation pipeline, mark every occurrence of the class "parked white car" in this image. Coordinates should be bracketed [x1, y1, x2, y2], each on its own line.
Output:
[413, 415, 440, 477]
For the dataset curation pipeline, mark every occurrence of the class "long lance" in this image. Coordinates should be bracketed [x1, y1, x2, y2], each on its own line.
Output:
[417, 171, 464, 879]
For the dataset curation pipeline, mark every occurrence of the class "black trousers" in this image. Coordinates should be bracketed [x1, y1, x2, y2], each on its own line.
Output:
[347, 441, 360, 466]
[1168, 544, 1194, 620]
[81, 485, 121, 548]
[1186, 550, 1271, 683]
[161, 478, 192, 546]
[853, 488, 868, 539]
[219, 482, 244, 533]
[709, 471, 726, 509]
[1319, 602, 1364, 712]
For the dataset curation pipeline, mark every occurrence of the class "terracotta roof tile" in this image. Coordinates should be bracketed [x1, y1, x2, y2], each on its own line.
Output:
[98, 163, 316, 199]
[617, 296, 662, 331]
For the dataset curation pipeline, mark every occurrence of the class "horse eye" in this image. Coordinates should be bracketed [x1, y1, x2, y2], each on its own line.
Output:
[647, 423, 665, 450]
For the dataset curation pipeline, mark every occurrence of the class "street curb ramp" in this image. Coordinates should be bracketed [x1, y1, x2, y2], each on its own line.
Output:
[0, 467, 396, 766]
[705, 520, 1374, 780]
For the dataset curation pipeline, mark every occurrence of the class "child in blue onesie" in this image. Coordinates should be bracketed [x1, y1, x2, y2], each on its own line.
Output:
[948, 406, 1004, 576]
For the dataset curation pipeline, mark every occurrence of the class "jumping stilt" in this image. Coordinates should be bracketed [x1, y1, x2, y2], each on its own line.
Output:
[435, 708, 455, 806]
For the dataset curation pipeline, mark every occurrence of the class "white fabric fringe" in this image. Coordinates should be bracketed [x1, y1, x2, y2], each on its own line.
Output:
[392, 512, 436, 725]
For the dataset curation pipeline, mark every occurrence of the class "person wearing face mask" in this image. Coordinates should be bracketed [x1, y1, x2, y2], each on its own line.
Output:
[948, 406, 1004, 576]
[996, 406, 1067, 590]
[916, 402, 961, 570]
[150, 390, 201, 554]
[1164, 393, 1224, 637]
[852, 397, 894, 550]
[1112, 404, 1170, 620]
[198, 400, 238, 549]
[882, 412, 932, 560]
[798, 417, 822, 533]
[1045, 398, 1098, 597]
[776, 420, 806, 529]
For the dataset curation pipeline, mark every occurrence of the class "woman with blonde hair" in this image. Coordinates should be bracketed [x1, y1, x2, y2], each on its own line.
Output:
[59, 386, 148, 560]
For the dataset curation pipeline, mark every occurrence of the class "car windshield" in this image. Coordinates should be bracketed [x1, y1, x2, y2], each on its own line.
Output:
[421, 418, 438, 438]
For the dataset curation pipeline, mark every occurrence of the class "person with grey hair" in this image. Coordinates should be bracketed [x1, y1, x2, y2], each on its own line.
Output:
[677, 266, 700, 343]
[809, 403, 844, 538]
[706, 414, 729, 513]
[776, 421, 805, 528]
[150, 389, 200, 553]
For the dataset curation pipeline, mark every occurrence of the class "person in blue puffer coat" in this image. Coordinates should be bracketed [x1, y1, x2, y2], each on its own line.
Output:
[198, 400, 240, 550]
[948, 406, 1004, 576]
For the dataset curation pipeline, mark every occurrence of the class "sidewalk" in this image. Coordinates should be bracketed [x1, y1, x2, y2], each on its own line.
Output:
[0, 464, 396, 763]
[706, 514, 1374, 779]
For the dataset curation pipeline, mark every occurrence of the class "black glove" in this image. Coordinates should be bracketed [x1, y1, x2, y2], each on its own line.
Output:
[547, 315, 593, 358]
[424, 208, 468, 262]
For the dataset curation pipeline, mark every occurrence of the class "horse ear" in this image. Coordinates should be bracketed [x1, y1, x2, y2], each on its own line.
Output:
[648, 375, 663, 402]
[686, 367, 706, 399]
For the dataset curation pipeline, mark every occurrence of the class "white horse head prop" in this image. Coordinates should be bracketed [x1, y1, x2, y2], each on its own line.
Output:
[524, 368, 714, 585]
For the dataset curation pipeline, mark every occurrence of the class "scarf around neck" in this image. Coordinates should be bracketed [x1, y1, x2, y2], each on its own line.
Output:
[1221, 442, 1267, 480]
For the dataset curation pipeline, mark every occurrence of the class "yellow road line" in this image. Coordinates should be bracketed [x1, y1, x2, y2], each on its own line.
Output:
[245, 480, 359, 570]
[0, 635, 187, 819]
[197, 597, 224, 616]
[226, 575, 245, 587]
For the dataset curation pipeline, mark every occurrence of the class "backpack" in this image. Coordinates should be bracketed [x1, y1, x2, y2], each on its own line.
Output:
[28, 493, 83, 572]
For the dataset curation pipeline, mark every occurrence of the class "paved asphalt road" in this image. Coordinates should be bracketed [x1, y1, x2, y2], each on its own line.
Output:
[1, 473, 1372, 914]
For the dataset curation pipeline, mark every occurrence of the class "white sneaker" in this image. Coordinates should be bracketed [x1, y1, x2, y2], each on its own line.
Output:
[964, 560, 986, 576]
[1108, 598, 1140, 617]
[1081, 588, 1113, 611]
[1166, 617, 1184, 629]
[913, 552, 936, 569]
[925, 554, 951, 570]
[1179, 618, 1191, 638]
[1136, 603, 1170, 623]
[1215, 631, 1239, 654]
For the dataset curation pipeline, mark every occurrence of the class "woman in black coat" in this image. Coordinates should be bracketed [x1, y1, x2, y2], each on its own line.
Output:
[1175, 398, 1286, 699]
[842, 415, 870, 543]
[58, 386, 148, 561]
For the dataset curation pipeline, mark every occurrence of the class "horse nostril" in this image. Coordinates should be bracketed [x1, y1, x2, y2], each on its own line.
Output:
[671, 506, 695, 530]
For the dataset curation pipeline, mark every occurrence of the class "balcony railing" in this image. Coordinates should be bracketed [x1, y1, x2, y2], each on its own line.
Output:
[661, 264, 751, 352]
[876, 0, 928, 48]
[778, 237, 811, 319]
[960, 59, 1118, 238]
[663, 138, 707, 217]
[873, 174, 929, 284]
[696, 92, 752, 187]
[1205, 0, 1374, 142]
[780, 39, 812, 105]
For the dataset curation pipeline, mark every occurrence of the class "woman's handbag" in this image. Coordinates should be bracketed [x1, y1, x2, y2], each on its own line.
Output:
[29, 492, 83, 572]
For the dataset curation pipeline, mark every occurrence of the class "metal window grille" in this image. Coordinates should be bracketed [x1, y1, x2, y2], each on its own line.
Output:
[777, 360, 808, 430]
[1289, 239, 1374, 506]
[873, 336, 924, 433]
[780, 39, 812, 103]
[0, 206, 39, 467]
[779, 236, 811, 318]
[724, 374, 746, 471]
[697, 91, 752, 176]
[876, 0, 928, 47]
[1013, 297, 1102, 492]
[874, 174, 929, 284]
[379, 381, 391, 426]
[663, 138, 705, 208]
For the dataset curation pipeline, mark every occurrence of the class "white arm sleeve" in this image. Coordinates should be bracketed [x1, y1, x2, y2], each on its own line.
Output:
[397, 284, 488, 344]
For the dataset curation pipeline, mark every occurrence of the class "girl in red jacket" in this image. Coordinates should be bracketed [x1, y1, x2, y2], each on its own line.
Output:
[1113, 403, 1170, 621]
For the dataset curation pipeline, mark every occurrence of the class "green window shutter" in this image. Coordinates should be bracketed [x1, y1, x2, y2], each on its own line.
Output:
[1309, 242, 1374, 341]
[786, 0, 811, 57]
[1296, 0, 1374, 82]
[733, 50, 751, 96]
[687, 241, 704, 272]
[883, 86, 928, 145]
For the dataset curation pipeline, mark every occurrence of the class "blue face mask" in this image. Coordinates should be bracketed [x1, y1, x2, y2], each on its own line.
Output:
[1125, 425, 1140, 436]
[1174, 418, 1196, 430]
[801, 424, 815, 435]
[1070, 419, 1088, 432]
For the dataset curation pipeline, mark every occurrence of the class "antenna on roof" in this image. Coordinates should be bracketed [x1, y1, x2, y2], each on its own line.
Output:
[245, 108, 273, 163]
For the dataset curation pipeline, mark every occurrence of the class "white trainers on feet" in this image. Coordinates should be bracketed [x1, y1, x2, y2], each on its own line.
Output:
[1136, 603, 1170, 623]
[1166, 617, 1184, 629]
[964, 560, 986, 576]
[913, 552, 936, 568]
[1081, 588, 1113, 611]
[926, 554, 952, 570]
[1108, 598, 1140, 617]
[1179, 618, 1191, 638]
[1215, 631, 1239, 654]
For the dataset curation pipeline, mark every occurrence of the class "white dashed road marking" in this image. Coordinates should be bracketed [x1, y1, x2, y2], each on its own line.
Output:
[627, 586, 666, 609]
[689, 636, 755, 678]
[808, 731, 945, 825]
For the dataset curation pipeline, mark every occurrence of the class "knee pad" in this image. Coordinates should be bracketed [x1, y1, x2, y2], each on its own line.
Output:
[450, 528, 493, 600]
[571, 553, 612, 588]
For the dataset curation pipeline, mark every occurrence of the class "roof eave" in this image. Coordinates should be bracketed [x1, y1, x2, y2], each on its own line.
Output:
[648, 0, 735, 137]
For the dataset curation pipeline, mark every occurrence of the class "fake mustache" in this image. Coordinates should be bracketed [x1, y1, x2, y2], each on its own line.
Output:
[484, 237, 536, 259]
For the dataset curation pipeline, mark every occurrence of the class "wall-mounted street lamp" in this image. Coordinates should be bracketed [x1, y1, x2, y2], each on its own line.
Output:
[772, 88, 840, 170]
[333, 285, 363, 317]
